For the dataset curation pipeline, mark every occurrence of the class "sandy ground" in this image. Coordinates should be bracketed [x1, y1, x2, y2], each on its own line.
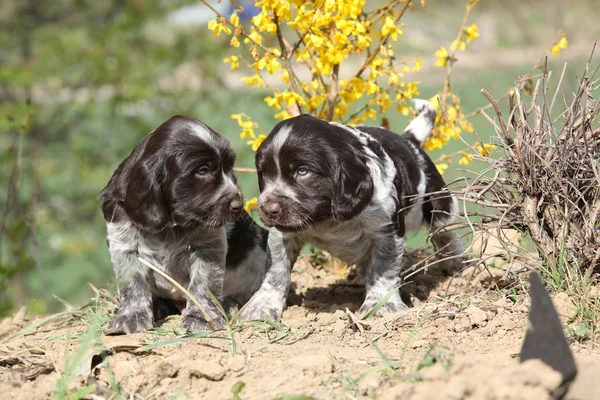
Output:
[1, 255, 599, 400]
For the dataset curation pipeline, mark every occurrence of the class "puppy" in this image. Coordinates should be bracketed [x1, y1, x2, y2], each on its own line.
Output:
[240, 100, 464, 321]
[100, 116, 268, 334]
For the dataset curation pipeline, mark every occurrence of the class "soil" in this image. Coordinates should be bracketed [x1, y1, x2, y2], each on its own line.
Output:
[1, 253, 599, 400]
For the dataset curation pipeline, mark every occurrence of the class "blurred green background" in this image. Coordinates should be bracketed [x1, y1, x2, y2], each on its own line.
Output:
[1, 0, 598, 316]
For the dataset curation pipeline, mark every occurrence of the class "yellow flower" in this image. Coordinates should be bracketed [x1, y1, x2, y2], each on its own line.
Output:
[396, 103, 410, 116]
[208, 18, 231, 36]
[458, 154, 472, 165]
[551, 36, 568, 55]
[241, 74, 263, 88]
[263, 22, 278, 35]
[223, 55, 240, 70]
[412, 58, 423, 72]
[436, 163, 449, 175]
[231, 11, 240, 28]
[450, 39, 466, 51]
[256, 56, 281, 74]
[248, 134, 267, 151]
[274, 110, 292, 120]
[435, 46, 450, 67]
[309, 34, 325, 48]
[244, 31, 262, 45]
[365, 108, 377, 120]
[463, 23, 479, 43]
[230, 37, 240, 48]
[230, 113, 243, 125]
[477, 143, 497, 157]
[244, 197, 258, 214]
[381, 16, 403, 41]
[265, 95, 281, 110]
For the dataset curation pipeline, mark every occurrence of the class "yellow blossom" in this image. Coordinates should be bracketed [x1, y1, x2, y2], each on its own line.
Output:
[450, 39, 466, 51]
[436, 163, 449, 175]
[435, 46, 450, 67]
[244, 31, 262, 45]
[208, 18, 231, 36]
[216, 0, 479, 164]
[248, 134, 267, 151]
[274, 110, 292, 120]
[244, 197, 258, 214]
[458, 154, 472, 165]
[241, 74, 263, 88]
[365, 108, 377, 120]
[477, 143, 497, 157]
[464, 23, 479, 43]
[412, 58, 423, 72]
[223, 55, 240, 70]
[381, 16, 403, 41]
[265, 95, 281, 110]
[231, 11, 240, 28]
[309, 34, 325, 48]
[551, 36, 568, 55]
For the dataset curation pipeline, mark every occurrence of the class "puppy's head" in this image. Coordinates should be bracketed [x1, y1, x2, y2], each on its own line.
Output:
[255, 115, 374, 232]
[100, 116, 242, 232]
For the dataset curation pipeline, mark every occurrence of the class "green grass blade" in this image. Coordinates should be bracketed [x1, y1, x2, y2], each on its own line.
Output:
[204, 286, 228, 321]
[232, 380, 245, 400]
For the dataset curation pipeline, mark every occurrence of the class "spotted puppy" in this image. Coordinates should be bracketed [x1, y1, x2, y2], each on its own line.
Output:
[241, 100, 464, 321]
[100, 116, 267, 334]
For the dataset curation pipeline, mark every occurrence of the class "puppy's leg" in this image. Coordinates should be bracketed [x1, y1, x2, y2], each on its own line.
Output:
[182, 238, 228, 333]
[105, 223, 154, 335]
[240, 229, 302, 321]
[107, 265, 154, 335]
[358, 231, 408, 316]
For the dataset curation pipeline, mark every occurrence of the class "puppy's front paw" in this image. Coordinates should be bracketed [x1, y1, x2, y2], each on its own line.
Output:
[182, 310, 226, 333]
[239, 294, 285, 321]
[105, 310, 153, 335]
[359, 293, 408, 317]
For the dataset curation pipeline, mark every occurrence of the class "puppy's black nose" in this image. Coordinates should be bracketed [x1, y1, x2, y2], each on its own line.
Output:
[229, 199, 243, 212]
[261, 201, 281, 216]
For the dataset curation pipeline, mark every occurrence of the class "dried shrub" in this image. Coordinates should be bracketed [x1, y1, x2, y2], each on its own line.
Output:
[464, 47, 600, 278]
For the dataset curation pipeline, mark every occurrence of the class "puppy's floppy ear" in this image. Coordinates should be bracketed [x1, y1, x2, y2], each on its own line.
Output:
[123, 155, 171, 232]
[332, 151, 374, 221]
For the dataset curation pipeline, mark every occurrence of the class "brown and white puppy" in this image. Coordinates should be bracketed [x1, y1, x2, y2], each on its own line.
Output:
[100, 116, 267, 334]
[240, 100, 464, 321]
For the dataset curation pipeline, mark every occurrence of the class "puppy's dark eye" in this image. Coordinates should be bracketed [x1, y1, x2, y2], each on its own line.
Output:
[197, 166, 210, 176]
[296, 167, 310, 178]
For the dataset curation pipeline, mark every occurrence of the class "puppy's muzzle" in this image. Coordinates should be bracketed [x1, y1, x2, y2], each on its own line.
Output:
[260, 199, 281, 217]
[227, 192, 244, 217]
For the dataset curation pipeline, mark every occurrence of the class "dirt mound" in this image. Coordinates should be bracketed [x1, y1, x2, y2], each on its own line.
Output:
[1, 258, 599, 399]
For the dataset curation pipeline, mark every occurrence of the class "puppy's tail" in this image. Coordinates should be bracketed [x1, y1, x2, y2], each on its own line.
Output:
[402, 99, 436, 147]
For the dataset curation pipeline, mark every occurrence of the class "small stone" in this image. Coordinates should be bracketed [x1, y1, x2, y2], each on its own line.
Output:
[333, 318, 346, 336]
[160, 378, 172, 386]
[185, 360, 227, 381]
[454, 317, 471, 333]
[226, 354, 246, 372]
[552, 293, 577, 322]
[465, 305, 488, 327]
